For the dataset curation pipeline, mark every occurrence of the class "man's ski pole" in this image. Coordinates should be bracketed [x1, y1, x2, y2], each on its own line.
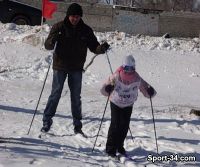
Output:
[83, 54, 98, 72]
[105, 52, 113, 74]
[150, 96, 159, 154]
[27, 43, 57, 135]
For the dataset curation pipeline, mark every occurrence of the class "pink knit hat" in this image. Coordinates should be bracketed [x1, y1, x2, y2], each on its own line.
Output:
[122, 55, 135, 72]
[119, 55, 136, 84]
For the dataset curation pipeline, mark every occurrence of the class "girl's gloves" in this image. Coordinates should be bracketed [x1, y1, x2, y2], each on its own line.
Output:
[105, 84, 114, 94]
[147, 86, 155, 97]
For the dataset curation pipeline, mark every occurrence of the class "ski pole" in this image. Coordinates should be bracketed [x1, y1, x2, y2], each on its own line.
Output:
[150, 96, 159, 154]
[92, 95, 110, 152]
[83, 54, 98, 72]
[105, 51, 135, 143]
[27, 43, 57, 135]
[105, 51, 113, 74]
[84, 42, 112, 72]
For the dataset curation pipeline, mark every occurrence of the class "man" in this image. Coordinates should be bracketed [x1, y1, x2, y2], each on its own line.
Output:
[41, 3, 110, 135]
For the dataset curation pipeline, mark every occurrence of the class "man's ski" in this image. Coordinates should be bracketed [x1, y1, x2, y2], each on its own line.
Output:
[74, 133, 102, 148]
[38, 131, 102, 148]
[38, 132, 50, 139]
[38, 131, 59, 139]
[74, 132, 88, 139]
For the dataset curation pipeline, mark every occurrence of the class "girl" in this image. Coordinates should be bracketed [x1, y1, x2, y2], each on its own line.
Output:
[101, 55, 156, 157]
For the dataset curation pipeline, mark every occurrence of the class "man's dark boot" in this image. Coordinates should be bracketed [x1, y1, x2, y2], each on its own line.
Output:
[74, 127, 87, 138]
[41, 119, 53, 132]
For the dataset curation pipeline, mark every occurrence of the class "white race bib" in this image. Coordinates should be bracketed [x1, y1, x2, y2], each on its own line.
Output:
[111, 79, 140, 108]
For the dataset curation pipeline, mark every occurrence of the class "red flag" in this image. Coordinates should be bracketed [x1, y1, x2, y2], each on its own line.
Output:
[42, 0, 57, 19]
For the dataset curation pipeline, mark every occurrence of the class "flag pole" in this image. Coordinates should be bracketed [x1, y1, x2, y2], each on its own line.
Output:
[41, 0, 44, 26]
[41, 16, 44, 26]
[40, 0, 44, 49]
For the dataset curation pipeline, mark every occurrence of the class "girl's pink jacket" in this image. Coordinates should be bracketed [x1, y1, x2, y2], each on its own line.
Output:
[100, 66, 156, 108]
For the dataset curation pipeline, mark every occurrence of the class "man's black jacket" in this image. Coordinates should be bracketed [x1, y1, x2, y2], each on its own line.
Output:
[45, 17, 104, 71]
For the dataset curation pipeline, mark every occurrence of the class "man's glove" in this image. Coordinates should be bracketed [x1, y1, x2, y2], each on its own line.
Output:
[147, 86, 155, 97]
[100, 42, 110, 53]
[52, 31, 61, 44]
[105, 84, 114, 94]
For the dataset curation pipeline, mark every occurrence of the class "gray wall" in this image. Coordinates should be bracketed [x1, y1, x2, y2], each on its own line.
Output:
[112, 7, 159, 36]
[16, 0, 200, 37]
[159, 12, 200, 37]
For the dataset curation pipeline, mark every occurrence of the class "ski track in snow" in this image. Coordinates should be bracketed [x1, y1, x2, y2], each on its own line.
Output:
[0, 23, 200, 166]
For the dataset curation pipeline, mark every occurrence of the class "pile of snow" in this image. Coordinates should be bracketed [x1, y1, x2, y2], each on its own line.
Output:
[1, 22, 200, 82]
[0, 23, 200, 167]
[96, 31, 200, 53]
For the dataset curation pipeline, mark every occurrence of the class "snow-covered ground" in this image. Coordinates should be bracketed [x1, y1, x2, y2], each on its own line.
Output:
[0, 22, 200, 167]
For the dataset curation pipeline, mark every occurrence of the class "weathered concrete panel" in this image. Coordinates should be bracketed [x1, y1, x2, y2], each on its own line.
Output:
[14, 0, 200, 37]
[82, 4, 113, 31]
[84, 14, 112, 32]
[113, 9, 159, 35]
[159, 12, 200, 37]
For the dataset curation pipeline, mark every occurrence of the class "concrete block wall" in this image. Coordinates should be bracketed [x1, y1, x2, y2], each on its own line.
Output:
[82, 5, 113, 32]
[159, 12, 200, 37]
[16, 0, 200, 37]
[109, 0, 200, 12]
[112, 8, 159, 36]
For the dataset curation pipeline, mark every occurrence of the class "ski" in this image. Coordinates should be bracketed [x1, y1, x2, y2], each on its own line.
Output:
[74, 132, 88, 139]
[117, 154, 146, 167]
[0, 69, 7, 73]
[38, 131, 56, 139]
[190, 109, 200, 116]
[108, 156, 124, 167]
[108, 159, 120, 167]
[38, 132, 48, 139]
[117, 154, 134, 166]
[73, 133, 99, 147]
[38, 131, 103, 149]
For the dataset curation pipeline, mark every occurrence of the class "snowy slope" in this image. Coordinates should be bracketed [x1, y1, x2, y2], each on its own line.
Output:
[0, 22, 200, 167]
